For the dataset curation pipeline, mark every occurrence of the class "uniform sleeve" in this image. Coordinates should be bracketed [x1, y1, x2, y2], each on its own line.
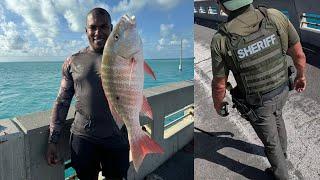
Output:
[268, 9, 300, 51]
[211, 33, 229, 78]
[48, 57, 74, 144]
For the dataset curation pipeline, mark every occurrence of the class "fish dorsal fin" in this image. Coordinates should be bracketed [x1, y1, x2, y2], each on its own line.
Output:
[144, 61, 156, 80]
[140, 95, 153, 120]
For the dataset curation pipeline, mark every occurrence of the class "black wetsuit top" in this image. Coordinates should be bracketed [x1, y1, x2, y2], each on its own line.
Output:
[49, 47, 121, 143]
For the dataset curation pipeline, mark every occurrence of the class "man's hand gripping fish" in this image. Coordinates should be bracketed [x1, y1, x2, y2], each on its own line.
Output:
[101, 14, 164, 171]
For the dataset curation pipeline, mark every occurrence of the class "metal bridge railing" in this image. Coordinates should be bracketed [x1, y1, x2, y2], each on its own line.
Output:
[301, 14, 320, 28]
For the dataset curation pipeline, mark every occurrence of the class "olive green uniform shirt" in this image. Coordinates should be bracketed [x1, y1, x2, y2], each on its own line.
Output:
[211, 6, 300, 77]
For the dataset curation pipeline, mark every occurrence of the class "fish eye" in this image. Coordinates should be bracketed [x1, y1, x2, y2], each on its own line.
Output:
[114, 34, 119, 41]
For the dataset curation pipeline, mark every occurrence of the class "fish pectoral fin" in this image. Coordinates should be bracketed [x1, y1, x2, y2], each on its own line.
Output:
[129, 57, 137, 86]
[108, 101, 124, 129]
[144, 61, 156, 80]
[140, 95, 153, 120]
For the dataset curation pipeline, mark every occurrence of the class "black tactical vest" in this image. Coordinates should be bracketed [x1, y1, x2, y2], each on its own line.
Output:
[219, 7, 288, 96]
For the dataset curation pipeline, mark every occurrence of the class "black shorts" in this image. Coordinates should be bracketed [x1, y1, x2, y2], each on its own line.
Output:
[70, 133, 130, 179]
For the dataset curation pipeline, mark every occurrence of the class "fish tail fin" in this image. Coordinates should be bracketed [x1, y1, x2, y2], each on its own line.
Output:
[131, 133, 164, 171]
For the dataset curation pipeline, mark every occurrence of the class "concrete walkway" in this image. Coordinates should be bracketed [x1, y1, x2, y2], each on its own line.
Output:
[146, 141, 194, 180]
[194, 24, 320, 180]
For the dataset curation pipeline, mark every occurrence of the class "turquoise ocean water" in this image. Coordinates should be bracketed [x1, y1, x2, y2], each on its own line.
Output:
[0, 58, 194, 120]
[306, 13, 320, 30]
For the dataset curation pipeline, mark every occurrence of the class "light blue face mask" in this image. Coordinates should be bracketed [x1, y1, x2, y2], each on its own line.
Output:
[220, 0, 253, 11]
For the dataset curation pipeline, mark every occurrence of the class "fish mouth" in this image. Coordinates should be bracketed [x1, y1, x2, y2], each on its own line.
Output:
[122, 14, 136, 25]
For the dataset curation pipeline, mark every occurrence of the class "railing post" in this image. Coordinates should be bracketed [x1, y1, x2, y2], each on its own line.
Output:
[13, 113, 66, 180]
[0, 119, 26, 180]
[147, 94, 165, 143]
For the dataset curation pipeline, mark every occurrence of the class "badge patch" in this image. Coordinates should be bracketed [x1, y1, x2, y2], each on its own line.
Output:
[237, 34, 276, 59]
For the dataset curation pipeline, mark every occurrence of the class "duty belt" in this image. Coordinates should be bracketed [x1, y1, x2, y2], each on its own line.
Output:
[260, 81, 288, 102]
[234, 81, 288, 106]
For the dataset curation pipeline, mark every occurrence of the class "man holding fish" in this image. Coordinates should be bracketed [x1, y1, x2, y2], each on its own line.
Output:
[46, 7, 163, 179]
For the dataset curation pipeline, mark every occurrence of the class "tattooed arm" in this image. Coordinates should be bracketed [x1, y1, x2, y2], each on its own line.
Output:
[48, 57, 75, 144]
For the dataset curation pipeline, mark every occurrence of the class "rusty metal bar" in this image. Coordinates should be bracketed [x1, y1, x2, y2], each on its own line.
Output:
[301, 15, 320, 20]
[301, 21, 320, 27]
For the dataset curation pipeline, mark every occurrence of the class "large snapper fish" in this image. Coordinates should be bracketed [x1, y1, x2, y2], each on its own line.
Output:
[101, 15, 164, 170]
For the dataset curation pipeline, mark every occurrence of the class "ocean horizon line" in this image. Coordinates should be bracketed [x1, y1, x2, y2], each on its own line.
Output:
[0, 57, 195, 63]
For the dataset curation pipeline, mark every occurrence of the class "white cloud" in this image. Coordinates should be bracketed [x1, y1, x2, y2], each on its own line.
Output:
[4, 0, 59, 43]
[0, 12, 28, 51]
[95, 3, 111, 12]
[81, 34, 88, 42]
[4, 0, 110, 36]
[53, 0, 107, 32]
[154, 0, 181, 9]
[170, 38, 189, 47]
[63, 9, 84, 32]
[157, 24, 175, 51]
[158, 38, 165, 45]
[0, 4, 5, 22]
[112, 0, 182, 13]
[169, 34, 189, 46]
[65, 40, 83, 49]
[156, 37, 165, 50]
[111, 15, 122, 27]
[1, 0, 108, 57]
[112, 0, 148, 14]
[156, 23, 191, 52]
[22, 38, 85, 57]
[0, 0, 186, 58]
[156, 45, 162, 51]
[160, 24, 174, 37]
[182, 39, 189, 46]
[141, 37, 146, 44]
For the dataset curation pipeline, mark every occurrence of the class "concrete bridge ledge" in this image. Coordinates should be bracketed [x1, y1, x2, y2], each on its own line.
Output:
[0, 81, 194, 180]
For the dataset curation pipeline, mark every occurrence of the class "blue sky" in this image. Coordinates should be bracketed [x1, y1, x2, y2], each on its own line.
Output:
[0, 0, 194, 62]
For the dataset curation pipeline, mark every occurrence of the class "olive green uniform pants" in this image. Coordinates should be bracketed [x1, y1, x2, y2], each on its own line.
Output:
[249, 87, 289, 180]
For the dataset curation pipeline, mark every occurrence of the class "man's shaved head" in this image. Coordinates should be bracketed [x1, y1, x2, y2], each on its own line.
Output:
[86, 8, 111, 26]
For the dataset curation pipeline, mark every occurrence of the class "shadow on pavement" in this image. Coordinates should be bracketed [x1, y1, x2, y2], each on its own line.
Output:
[194, 130, 273, 180]
[147, 141, 194, 180]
